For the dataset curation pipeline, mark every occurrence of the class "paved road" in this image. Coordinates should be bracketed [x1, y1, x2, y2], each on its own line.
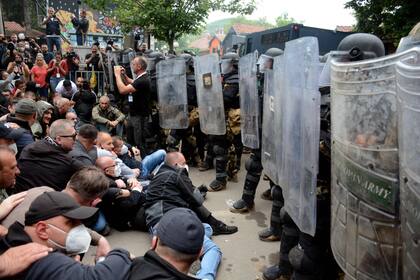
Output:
[85, 157, 279, 279]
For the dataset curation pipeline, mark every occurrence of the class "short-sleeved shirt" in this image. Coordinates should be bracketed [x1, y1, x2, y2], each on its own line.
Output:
[31, 65, 48, 88]
[129, 72, 151, 117]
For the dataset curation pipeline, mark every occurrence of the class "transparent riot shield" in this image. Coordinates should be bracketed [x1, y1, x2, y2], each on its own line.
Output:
[194, 54, 226, 135]
[156, 58, 189, 129]
[275, 37, 320, 236]
[396, 55, 420, 280]
[127, 51, 136, 78]
[261, 58, 281, 185]
[239, 51, 259, 149]
[330, 49, 420, 280]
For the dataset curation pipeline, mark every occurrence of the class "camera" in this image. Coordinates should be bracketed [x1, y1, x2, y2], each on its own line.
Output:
[7, 42, 14, 52]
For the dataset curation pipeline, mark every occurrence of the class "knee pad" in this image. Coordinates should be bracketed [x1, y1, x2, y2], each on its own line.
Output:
[245, 157, 262, 174]
[213, 145, 226, 156]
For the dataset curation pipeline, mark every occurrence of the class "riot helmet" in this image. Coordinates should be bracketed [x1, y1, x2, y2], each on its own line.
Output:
[146, 51, 164, 71]
[180, 53, 194, 73]
[337, 33, 385, 61]
[396, 22, 420, 53]
[257, 48, 283, 73]
[220, 52, 239, 75]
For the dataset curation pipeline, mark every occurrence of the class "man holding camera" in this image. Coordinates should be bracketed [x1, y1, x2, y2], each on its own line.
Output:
[71, 10, 89, 46]
[43, 7, 63, 53]
[85, 45, 103, 71]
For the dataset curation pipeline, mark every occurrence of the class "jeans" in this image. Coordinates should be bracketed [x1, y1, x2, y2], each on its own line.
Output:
[46, 36, 61, 53]
[50, 76, 64, 93]
[96, 123, 124, 137]
[76, 33, 87, 46]
[140, 149, 166, 179]
[91, 211, 107, 232]
[197, 223, 222, 280]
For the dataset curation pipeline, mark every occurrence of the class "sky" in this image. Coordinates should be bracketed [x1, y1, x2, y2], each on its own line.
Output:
[207, 0, 356, 30]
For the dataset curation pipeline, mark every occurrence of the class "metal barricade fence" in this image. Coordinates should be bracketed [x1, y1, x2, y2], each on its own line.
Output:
[69, 70, 107, 97]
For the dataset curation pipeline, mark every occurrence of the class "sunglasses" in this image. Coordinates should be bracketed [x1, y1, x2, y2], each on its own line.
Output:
[59, 133, 77, 140]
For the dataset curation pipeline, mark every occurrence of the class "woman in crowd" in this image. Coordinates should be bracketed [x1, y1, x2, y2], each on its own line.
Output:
[31, 54, 49, 100]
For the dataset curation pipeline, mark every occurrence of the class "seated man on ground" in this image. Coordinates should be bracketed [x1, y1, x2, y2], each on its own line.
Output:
[55, 79, 78, 100]
[2, 166, 112, 259]
[144, 152, 238, 280]
[129, 208, 205, 280]
[31, 100, 54, 140]
[97, 132, 166, 180]
[69, 124, 98, 166]
[5, 98, 37, 157]
[92, 95, 125, 137]
[96, 156, 146, 231]
[0, 191, 133, 279]
[15, 119, 84, 192]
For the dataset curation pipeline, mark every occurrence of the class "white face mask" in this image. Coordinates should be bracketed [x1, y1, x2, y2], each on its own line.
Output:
[120, 145, 128, 155]
[8, 143, 17, 155]
[177, 163, 189, 173]
[47, 224, 91, 255]
[114, 165, 121, 177]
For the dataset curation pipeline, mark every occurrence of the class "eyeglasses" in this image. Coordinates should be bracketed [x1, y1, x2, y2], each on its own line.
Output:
[59, 133, 77, 140]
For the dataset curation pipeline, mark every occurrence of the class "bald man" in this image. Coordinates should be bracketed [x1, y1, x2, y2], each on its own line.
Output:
[114, 56, 152, 156]
[145, 152, 238, 280]
[92, 95, 125, 137]
[95, 156, 146, 231]
[97, 132, 165, 180]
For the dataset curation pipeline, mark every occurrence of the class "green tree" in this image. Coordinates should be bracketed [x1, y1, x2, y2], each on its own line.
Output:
[275, 12, 299, 27]
[84, 0, 256, 50]
[345, 0, 420, 44]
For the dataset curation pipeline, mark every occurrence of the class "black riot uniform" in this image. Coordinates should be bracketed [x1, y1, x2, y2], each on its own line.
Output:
[263, 34, 387, 280]
[166, 53, 206, 165]
[145, 51, 166, 154]
[207, 52, 243, 191]
[230, 48, 285, 242]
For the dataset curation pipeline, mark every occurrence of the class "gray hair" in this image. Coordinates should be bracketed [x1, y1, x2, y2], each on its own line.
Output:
[49, 119, 74, 139]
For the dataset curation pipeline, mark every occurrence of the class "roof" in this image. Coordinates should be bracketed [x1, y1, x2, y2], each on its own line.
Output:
[189, 36, 210, 50]
[4, 21, 44, 37]
[335, 25, 353, 32]
[231, 23, 267, 35]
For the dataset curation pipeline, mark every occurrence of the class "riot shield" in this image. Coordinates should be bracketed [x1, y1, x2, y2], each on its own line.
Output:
[261, 57, 281, 185]
[396, 55, 420, 280]
[330, 49, 420, 280]
[127, 50, 136, 78]
[275, 37, 320, 236]
[194, 54, 226, 135]
[239, 51, 259, 149]
[156, 58, 189, 129]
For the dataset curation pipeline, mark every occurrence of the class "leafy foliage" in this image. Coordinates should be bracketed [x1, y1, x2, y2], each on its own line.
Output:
[275, 13, 301, 27]
[84, 0, 256, 50]
[345, 0, 420, 44]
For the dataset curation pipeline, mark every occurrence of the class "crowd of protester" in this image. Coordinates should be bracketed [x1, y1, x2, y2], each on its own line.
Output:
[0, 25, 238, 279]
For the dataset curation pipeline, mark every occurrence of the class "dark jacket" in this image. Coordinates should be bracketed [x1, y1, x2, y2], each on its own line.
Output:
[144, 164, 202, 228]
[71, 17, 89, 34]
[73, 89, 97, 123]
[99, 176, 145, 231]
[0, 222, 132, 280]
[5, 115, 35, 158]
[69, 140, 97, 166]
[129, 250, 197, 280]
[15, 138, 84, 192]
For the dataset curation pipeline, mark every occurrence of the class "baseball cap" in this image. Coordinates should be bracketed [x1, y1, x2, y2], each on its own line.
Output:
[0, 123, 24, 140]
[15, 99, 37, 115]
[25, 191, 98, 225]
[156, 208, 204, 255]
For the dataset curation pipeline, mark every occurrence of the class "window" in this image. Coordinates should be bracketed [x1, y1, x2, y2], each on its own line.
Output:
[261, 30, 289, 45]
